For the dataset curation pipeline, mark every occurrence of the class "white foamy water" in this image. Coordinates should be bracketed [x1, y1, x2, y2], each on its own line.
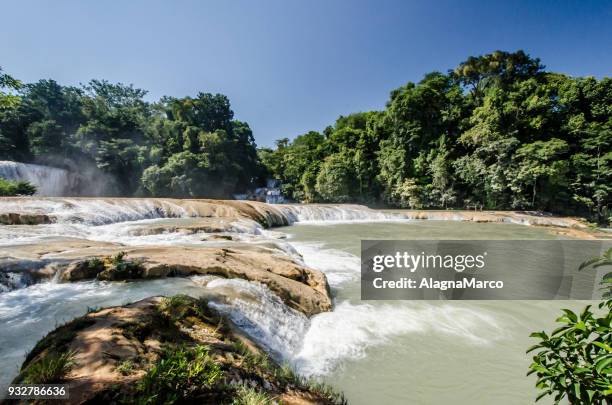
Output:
[0, 161, 73, 196]
[0, 198, 408, 228]
[196, 277, 310, 361]
[279, 204, 405, 224]
[290, 242, 361, 287]
[0, 272, 30, 292]
[293, 300, 506, 377]
[192, 273, 506, 379]
[282, 241, 508, 378]
[0, 198, 193, 225]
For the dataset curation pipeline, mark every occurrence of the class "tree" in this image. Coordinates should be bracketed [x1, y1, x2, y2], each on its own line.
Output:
[453, 50, 543, 99]
[527, 307, 612, 404]
[315, 152, 355, 203]
[0, 67, 26, 159]
[0, 67, 22, 109]
[512, 138, 569, 208]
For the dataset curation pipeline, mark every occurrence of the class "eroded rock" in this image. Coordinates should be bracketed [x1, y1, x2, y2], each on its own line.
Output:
[2, 239, 331, 317]
[11, 296, 345, 405]
[0, 212, 55, 225]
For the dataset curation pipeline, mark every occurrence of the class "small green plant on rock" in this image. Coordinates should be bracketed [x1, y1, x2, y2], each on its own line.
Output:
[230, 384, 274, 405]
[86, 257, 104, 270]
[136, 344, 223, 404]
[117, 359, 136, 376]
[97, 252, 144, 281]
[22, 351, 76, 384]
[158, 295, 196, 322]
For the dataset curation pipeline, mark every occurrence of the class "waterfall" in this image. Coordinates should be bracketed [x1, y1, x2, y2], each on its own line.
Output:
[0, 198, 191, 225]
[196, 276, 310, 362]
[277, 204, 404, 223]
[0, 161, 73, 196]
[0, 198, 408, 227]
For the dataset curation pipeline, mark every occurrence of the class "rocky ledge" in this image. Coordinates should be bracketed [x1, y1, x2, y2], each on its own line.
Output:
[2, 239, 332, 317]
[8, 295, 345, 404]
[0, 212, 55, 225]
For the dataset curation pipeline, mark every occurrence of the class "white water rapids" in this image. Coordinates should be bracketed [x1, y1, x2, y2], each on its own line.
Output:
[0, 201, 410, 384]
[0, 198, 581, 403]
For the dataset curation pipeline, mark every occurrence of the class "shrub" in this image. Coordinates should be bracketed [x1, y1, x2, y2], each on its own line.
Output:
[528, 248, 612, 404]
[527, 306, 612, 403]
[157, 295, 196, 322]
[0, 179, 36, 196]
[230, 341, 347, 405]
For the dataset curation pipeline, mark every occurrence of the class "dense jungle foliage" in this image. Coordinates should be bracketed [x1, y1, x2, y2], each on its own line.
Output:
[1, 50, 610, 222]
[260, 51, 611, 223]
[0, 68, 263, 197]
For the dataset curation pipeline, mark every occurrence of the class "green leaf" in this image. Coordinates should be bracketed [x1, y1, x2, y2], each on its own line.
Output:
[527, 344, 543, 353]
[593, 260, 612, 269]
[561, 309, 577, 322]
[579, 305, 592, 320]
[530, 331, 548, 339]
[587, 389, 595, 401]
[572, 383, 581, 400]
[595, 356, 612, 373]
[579, 256, 602, 271]
[535, 391, 550, 402]
[593, 341, 612, 353]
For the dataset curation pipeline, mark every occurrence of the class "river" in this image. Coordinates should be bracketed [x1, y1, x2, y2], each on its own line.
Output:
[279, 221, 590, 404]
[0, 201, 595, 404]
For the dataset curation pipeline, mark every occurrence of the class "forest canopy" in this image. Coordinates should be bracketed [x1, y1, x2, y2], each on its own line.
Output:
[0, 50, 610, 223]
[259, 51, 611, 223]
[0, 69, 264, 197]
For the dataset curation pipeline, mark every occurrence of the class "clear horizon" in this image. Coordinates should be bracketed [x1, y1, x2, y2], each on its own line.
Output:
[1, 0, 610, 147]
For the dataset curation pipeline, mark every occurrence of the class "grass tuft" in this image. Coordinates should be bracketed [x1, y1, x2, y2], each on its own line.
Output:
[230, 384, 274, 405]
[117, 359, 136, 376]
[136, 344, 223, 404]
[22, 351, 76, 384]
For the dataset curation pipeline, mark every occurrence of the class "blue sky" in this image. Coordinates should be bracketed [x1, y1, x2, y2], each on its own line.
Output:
[1, 0, 610, 146]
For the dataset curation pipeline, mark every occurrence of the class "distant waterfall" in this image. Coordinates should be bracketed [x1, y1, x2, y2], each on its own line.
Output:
[276, 204, 403, 223]
[0, 161, 73, 196]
